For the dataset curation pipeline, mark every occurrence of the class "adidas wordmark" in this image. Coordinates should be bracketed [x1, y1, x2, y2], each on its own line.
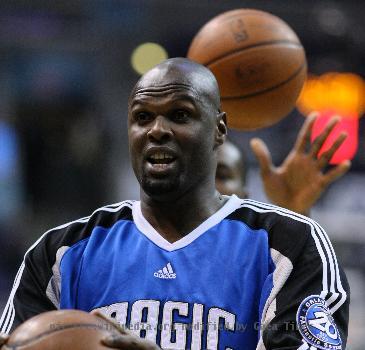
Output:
[154, 262, 176, 279]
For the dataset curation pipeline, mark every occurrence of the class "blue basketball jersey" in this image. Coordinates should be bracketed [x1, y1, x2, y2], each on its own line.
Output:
[1, 196, 349, 350]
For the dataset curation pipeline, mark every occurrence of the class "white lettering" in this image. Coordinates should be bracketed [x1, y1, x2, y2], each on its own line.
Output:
[191, 303, 204, 350]
[207, 307, 236, 350]
[160, 301, 188, 349]
[93, 301, 128, 326]
[93, 300, 237, 349]
[130, 300, 160, 342]
[308, 311, 338, 340]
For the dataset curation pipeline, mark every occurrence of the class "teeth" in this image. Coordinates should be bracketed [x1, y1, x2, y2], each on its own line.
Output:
[150, 153, 173, 160]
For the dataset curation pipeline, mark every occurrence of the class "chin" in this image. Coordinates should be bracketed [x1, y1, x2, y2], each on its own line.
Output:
[141, 177, 180, 198]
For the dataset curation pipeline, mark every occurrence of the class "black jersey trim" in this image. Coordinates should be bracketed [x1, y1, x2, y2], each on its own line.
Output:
[0, 201, 134, 334]
[239, 199, 347, 314]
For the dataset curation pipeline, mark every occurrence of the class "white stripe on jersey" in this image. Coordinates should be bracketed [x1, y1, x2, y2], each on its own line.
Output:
[242, 201, 329, 296]
[0, 200, 134, 334]
[0, 262, 25, 334]
[256, 248, 293, 350]
[5, 303, 14, 335]
[241, 199, 347, 314]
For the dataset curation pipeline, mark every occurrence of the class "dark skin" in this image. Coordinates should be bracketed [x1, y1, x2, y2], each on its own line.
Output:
[216, 140, 248, 198]
[250, 114, 350, 215]
[0, 58, 227, 350]
[0, 62, 350, 350]
[93, 58, 228, 349]
[128, 58, 227, 243]
[216, 115, 350, 216]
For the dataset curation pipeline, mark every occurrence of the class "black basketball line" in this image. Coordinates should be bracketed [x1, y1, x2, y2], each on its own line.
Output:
[216, 10, 283, 23]
[221, 62, 306, 100]
[191, 11, 275, 45]
[202, 40, 302, 67]
[4, 323, 108, 349]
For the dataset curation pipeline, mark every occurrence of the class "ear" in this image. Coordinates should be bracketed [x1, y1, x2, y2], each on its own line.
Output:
[214, 111, 227, 148]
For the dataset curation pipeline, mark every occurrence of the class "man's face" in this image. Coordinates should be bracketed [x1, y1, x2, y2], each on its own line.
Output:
[128, 84, 218, 200]
[216, 142, 248, 198]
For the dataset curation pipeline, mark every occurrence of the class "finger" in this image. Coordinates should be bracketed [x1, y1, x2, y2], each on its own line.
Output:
[0, 332, 9, 346]
[250, 138, 273, 176]
[294, 112, 318, 153]
[102, 334, 139, 349]
[310, 115, 341, 157]
[91, 311, 127, 334]
[322, 160, 351, 186]
[102, 334, 158, 350]
[317, 132, 348, 168]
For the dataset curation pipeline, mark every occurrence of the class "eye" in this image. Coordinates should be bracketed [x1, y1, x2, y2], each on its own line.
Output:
[171, 110, 190, 123]
[135, 112, 153, 123]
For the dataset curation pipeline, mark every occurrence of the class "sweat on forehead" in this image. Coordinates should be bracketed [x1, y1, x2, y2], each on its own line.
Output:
[130, 58, 221, 109]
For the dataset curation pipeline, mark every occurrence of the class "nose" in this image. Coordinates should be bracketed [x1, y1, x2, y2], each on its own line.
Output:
[147, 115, 173, 142]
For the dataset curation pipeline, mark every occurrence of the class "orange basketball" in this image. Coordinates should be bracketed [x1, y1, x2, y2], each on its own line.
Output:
[2, 310, 119, 350]
[187, 9, 307, 130]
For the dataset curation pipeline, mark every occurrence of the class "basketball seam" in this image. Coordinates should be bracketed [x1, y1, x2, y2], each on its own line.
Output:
[221, 10, 282, 18]
[221, 62, 306, 100]
[223, 12, 274, 19]
[203, 40, 302, 67]
[200, 10, 287, 26]
[6, 323, 108, 347]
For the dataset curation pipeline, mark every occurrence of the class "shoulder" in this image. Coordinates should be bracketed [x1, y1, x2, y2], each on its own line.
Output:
[228, 197, 312, 231]
[26, 200, 135, 261]
[228, 198, 323, 259]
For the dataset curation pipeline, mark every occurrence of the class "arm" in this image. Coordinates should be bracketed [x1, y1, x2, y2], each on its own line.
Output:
[258, 217, 349, 350]
[0, 223, 79, 333]
[0, 243, 57, 334]
[250, 114, 351, 215]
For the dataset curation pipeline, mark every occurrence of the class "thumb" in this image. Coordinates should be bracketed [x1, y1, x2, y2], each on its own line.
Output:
[250, 138, 273, 176]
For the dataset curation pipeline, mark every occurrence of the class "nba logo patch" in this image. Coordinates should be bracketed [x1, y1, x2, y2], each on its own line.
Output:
[296, 295, 342, 350]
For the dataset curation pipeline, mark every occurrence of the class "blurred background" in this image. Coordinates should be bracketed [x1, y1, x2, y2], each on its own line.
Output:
[0, 0, 364, 348]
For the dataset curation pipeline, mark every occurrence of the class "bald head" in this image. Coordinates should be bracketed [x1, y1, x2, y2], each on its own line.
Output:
[130, 58, 221, 112]
[127, 58, 228, 202]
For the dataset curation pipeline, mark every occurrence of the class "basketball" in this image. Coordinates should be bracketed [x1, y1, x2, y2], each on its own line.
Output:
[1, 310, 118, 350]
[187, 9, 307, 130]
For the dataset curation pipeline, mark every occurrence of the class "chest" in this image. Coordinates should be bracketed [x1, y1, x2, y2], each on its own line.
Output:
[59, 220, 271, 349]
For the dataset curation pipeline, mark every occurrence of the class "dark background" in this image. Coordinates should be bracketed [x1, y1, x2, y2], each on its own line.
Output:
[0, 1, 364, 348]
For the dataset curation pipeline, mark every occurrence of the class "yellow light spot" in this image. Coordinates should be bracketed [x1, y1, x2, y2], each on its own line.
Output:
[297, 72, 365, 117]
[131, 43, 168, 75]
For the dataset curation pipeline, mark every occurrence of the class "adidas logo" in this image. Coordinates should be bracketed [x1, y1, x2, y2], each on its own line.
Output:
[154, 262, 176, 279]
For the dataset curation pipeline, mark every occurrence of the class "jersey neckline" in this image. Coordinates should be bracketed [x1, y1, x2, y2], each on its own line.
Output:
[132, 194, 242, 252]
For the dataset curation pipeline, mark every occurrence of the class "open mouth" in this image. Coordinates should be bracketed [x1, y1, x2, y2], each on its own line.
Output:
[147, 153, 176, 165]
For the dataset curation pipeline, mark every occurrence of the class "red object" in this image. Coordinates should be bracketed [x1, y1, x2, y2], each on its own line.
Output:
[311, 110, 358, 164]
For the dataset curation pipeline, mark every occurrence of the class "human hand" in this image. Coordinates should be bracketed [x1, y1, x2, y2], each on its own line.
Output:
[0, 332, 9, 347]
[91, 311, 160, 350]
[250, 113, 351, 215]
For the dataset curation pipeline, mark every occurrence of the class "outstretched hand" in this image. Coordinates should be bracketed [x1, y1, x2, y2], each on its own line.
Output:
[91, 311, 160, 350]
[250, 113, 351, 215]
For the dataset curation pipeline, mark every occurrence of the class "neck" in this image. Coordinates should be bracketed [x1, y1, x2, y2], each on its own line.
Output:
[140, 181, 227, 243]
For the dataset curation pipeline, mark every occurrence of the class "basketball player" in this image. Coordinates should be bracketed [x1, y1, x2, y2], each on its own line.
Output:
[0, 58, 349, 350]
[216, 115, 350, 215]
